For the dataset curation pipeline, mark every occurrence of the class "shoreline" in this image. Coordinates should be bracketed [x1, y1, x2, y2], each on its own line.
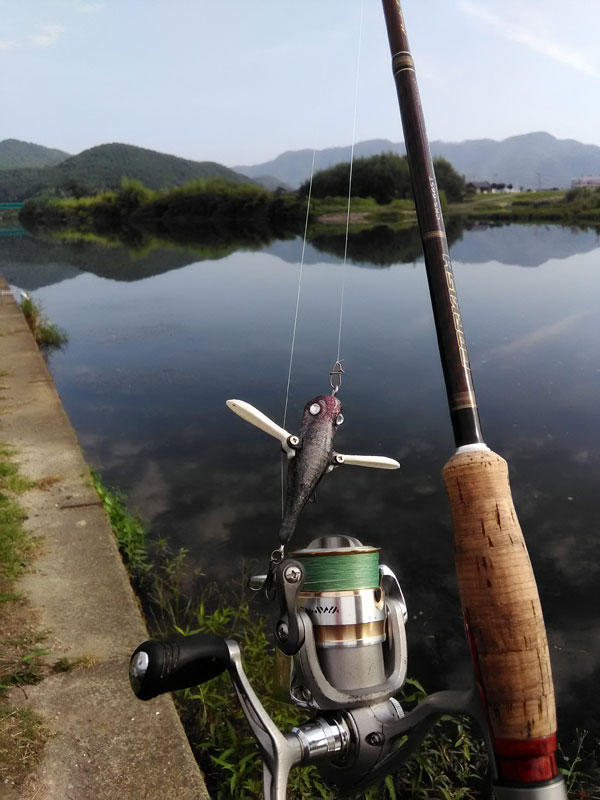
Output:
[18, 185, 600, 238]
[0, 279, 209, 799]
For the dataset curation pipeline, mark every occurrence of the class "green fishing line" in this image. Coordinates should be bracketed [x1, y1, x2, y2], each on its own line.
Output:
[296, 549, 380, 592]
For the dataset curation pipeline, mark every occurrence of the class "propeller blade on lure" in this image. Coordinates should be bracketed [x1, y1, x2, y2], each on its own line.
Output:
[226, 395, 400, 544]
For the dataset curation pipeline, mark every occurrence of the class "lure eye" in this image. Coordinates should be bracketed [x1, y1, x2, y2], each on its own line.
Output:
[335, 414, 344, 426]
[309, 403, 321, 416]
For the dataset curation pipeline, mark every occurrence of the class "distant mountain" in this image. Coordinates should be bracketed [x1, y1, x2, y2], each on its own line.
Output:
[433, 132, 600, 191]
[235, 140, 397, 189]
[450, 223, 600, 268]
[235, 133, 600, 190]
[0, 139, 70, 170]
[0, 142, 254, 202]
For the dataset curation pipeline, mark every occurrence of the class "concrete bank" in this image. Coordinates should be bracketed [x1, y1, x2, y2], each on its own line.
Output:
[0, 278, 209, 799]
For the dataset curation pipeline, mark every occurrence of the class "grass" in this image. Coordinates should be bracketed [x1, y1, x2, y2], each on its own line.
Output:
[91, 469, 149, 577]
[0, 633, 49, 695]
[92, 469, 600, 797]
[0, 458, 33, 495]
[92, 468, 600, 797]
[311, 195, 416, 218]
[92, 470, 493, 799]
[172, 592, 334, 800]
[0, 446, 48, 789]
[170, 595, 488, 799]
[51, 655, 99, 674]
[0, 706, 49, 789]
[308, 196, 418, 237]
[0, 445, 33, 587]
[308, 186, 600, 228]
[559, 731, 600, 799]
[314, 186, 599, 227]
[18, 295, 68, 351]
[0, 491, 29, 586]
[448, 187, 600, 224]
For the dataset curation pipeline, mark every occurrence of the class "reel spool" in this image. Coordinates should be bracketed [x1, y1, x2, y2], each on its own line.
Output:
[291, 537, 386, 691]
[273, 534, 408, 711]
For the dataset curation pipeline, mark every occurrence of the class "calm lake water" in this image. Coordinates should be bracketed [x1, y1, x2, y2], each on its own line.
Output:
[2, 222, 599, 742]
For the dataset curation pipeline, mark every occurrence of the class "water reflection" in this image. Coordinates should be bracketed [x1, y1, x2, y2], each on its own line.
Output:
[2, 222, 599, 742]
[4, 219, 600, 292]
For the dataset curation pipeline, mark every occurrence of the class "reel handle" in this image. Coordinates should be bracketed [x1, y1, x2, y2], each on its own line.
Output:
[129, 632, 230, 701]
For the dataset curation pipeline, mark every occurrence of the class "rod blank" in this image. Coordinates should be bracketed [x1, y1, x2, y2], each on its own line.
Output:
[381, 0, 563, 789]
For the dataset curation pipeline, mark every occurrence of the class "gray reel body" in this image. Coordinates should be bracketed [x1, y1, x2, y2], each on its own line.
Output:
[129, 534, 567, 799]
[266, 536, 410, 794]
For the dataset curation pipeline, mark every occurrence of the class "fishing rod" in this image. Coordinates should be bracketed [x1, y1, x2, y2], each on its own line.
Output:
[381, 0, 566, 796]
[126, 4, 567, 798]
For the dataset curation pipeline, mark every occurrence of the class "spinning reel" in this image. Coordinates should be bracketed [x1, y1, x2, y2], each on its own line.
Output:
[129, 534, 507, 798]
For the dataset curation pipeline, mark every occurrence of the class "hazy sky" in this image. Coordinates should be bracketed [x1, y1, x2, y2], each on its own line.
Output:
[3, 1, 600, 167]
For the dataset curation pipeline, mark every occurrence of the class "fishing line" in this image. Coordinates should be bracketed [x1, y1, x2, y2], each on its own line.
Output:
[281, 148, 317, 516]
[280, 2, 363, 519]
[335, 0, 364, 365]
[293, 547, 380, 592]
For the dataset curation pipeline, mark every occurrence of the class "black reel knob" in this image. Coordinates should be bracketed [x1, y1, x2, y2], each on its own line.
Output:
[129, 632, 231, 701]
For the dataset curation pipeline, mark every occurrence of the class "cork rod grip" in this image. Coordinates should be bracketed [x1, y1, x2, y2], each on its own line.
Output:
[442, 449, 556, 743]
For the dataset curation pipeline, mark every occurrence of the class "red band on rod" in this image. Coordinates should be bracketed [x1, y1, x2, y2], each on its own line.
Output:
[495, 734, 558, 783]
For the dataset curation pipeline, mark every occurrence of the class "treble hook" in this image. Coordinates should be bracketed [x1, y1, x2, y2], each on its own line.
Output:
[329, 360, 344, 396]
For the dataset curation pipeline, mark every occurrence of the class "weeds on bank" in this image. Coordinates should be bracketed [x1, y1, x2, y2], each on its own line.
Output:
[91, 469, 149, 577]
[172, 591, 332, 800]
[0, 490, 29, 587]
[0, 458, 33, 495]
[559, 730, 600, 799]
[92, 471, 488, 798]
[0, 706, 49, 788]
[167, 589, 487, 800]
[18, 294, 68, 351]
[92, 471, 600, 798]
[51, 655, 99, 673]
[0, 448, 48, 786]
[0, 446, 33, 586]
[0, 448, 46, 695]
[0, 639, 49, 696]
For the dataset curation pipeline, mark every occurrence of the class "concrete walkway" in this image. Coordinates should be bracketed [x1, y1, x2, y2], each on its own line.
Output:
[0, 278, 209, 799]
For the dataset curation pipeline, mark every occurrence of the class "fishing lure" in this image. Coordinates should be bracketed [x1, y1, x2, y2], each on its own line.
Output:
[227, 394, 399, 544]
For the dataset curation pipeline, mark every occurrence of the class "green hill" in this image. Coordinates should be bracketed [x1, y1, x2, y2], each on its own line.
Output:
[0, 139, 70, 170]
[0, 142, 254, 201]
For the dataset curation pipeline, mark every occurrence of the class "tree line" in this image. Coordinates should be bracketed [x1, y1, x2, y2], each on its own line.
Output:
[299, 152, 466, 204]
[19, 178, 306, 239]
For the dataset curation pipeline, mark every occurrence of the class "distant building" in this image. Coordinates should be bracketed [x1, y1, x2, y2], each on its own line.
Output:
[467, 181, 492, 193]
[571, 176, 600, 188]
